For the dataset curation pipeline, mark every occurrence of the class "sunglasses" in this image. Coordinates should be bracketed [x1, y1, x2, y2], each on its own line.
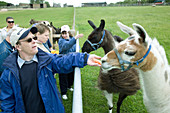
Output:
[20, 36, 37, 43]
[7, 21, 14, 23]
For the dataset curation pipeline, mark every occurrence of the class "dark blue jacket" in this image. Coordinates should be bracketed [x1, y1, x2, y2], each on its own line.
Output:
[0, 49, 88, 113]
[0, 39, 13, 75]
[58, 36, 76, 54]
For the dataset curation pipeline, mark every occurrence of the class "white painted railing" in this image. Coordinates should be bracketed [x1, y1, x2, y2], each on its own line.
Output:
[72, 8, 83, 113]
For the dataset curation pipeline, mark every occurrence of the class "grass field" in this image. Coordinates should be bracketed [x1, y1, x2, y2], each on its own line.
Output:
[0, 8, 74, 28]
[0, 6, 170, 113]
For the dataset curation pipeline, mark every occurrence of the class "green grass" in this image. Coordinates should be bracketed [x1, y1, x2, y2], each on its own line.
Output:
[0, 7, 74, 28]
[0, 6, 170, 113]
[75, 6, 170, 113]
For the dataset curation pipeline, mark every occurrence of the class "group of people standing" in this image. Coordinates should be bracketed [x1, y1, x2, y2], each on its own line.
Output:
[0, 17, 101, 113]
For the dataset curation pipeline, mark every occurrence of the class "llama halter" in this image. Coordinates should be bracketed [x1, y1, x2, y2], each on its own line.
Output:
[86, 30, 105, 50]
[114, 44, 152, 71]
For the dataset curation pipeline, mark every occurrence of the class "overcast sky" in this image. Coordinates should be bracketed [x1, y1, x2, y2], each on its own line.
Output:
[2, 0, 124, 7]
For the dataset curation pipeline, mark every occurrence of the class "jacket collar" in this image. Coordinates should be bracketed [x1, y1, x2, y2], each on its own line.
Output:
[36, 48, 52, 67]
[3, 48, 52, 77]
[17, 55, 38, 68]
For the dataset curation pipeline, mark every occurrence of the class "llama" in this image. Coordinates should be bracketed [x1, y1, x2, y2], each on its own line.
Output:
[29, 19, 61, 34]
[101, 21, 170, 113]
[50, 22, 61, 34]
[29, 19, 50, 26]
[82, 20, 140, 113]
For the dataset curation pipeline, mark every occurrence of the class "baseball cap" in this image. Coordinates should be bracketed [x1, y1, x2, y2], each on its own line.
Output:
[61, 25, 70, 33]
[10, 27, 38, 46]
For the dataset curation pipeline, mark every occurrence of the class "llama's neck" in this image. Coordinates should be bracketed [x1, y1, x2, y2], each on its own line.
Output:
[139, 60, 169, 97]
[138, 45, 170, 111]
[102, 31, 116, 54]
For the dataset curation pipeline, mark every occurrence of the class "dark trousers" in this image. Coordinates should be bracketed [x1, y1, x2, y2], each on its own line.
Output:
[59, 71, 74, 95]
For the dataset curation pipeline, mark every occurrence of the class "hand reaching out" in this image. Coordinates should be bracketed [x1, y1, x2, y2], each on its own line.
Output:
[75, 34, 84, 39]
[87, 54, 101, 67]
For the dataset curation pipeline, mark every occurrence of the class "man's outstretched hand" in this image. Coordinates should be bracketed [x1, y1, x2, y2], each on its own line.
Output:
[87, 54, 101, 67]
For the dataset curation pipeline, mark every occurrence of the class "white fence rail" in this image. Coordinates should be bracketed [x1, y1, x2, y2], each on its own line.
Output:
[72, 8, 83, 113]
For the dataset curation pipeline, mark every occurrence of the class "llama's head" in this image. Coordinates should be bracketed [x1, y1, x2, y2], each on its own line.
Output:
[82, 19, 123, 54]
[42, 21, 50, 27]
[29, 19, 35, 25]
[50, 22, 61, 34]
[82, 19, 106, 53]
[101, 21, 156, 72]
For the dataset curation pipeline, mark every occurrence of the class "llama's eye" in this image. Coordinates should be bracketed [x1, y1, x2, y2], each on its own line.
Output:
[125, 51, 136, 56]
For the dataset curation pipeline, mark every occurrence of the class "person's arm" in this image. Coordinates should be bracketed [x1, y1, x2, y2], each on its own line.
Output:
[0, 70, 15, 112]
[49, 52, 101, 74]
[74, 34, 83, 39]
[60, 44, 76, 54]
[58, 37, 76, 52]
[0, 51, 11, 74]
[0, 29, 5, 43]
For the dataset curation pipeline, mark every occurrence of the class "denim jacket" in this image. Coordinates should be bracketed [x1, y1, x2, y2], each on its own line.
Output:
[58, 36, 76, 54]
[0, 39, 13, 75]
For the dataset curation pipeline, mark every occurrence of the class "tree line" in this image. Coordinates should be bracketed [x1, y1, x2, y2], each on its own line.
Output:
[119, 0, 170, 4]
[30, 0, 44, 4]
[0, 0, 50, 7]
[0, 1, 13, 6]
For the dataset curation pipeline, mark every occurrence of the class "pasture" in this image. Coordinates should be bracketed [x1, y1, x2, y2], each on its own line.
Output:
[0, 6, 170, 113]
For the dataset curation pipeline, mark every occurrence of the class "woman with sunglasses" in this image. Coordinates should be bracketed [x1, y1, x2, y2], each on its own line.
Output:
[58, 25, 84, 100]
[0, 17, 18, 43]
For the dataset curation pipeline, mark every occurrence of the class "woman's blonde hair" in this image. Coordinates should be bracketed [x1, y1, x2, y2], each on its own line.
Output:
[35, 23, 50, 34]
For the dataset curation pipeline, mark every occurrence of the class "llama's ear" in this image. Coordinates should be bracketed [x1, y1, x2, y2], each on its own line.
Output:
[88, 20, 96, 29]
[117, 21, 136, 36]
[113, 36, 124, 42]
[98, 19, 105, 31]
[50, 22, 53, 26]
[132, 23, 148, 43]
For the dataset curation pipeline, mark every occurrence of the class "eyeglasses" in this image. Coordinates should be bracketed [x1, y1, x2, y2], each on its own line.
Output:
[20, 36, 37, 43]
[7, 21, 14, 23]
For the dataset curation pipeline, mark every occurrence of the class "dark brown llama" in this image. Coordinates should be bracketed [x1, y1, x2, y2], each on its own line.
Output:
[82, 20, 140, 113]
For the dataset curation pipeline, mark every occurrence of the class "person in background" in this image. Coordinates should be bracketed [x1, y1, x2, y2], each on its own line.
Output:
[35, 23, 51, 53]
[32, 23, 53, 52]
[0, 17, 17, 43]
[0, 27, 19, 76]
[0, 27, 19, 110]
[0, 26, 101, 113]
[58, 25, 83, 100]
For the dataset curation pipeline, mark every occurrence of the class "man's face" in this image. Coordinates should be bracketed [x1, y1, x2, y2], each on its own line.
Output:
[6, 19, 15, 28]
[17, 32, 38, 58]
